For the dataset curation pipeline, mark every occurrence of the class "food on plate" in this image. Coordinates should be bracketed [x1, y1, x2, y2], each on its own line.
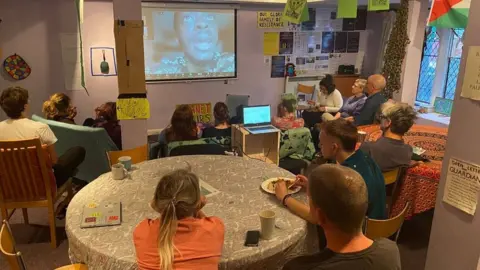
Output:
[267, 178, 296, 192]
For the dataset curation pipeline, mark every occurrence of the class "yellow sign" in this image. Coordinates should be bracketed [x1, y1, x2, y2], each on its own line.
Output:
[177, 103, 212, 124]
[257, 11, 285, 28]
[282, 0, 309, 24]
[263, 32, 280, 56]
[116, 98, 150, 120]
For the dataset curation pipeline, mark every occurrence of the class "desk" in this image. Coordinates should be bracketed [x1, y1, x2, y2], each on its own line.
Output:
[66, 156, 312, 270]
[359, 125, 448, 219]
[231, 125, 280, 165]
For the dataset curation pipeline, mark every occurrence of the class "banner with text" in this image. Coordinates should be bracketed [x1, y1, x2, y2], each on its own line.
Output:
[258, 11, 285, 28]
[177, 103, 212, 124]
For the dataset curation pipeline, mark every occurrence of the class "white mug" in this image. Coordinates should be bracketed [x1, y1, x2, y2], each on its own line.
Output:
[112, 163, 127, 180]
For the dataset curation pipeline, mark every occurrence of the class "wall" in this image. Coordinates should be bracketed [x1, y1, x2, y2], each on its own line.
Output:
[0, 0, 386, 129]
[425, 0, 480, 269]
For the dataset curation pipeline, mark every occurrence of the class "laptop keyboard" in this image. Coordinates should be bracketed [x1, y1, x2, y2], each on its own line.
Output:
[249, 126, 275, 132]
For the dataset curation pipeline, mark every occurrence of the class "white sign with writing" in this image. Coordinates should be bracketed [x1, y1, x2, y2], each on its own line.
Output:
[443, 157, 480, 215]
[461, 46, 480, 100]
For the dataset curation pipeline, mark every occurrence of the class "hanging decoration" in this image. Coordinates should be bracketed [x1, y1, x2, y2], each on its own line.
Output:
[285, 63, 296, 77]
[3, 54, 31, 80]
[428, 0, 470, 28]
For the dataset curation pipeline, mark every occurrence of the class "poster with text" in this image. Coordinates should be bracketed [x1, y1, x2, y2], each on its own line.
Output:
[301, 8, 317, 31]
[294, 32, 309, 55]
[279, 32, 294, 55]
[264, 32, 280, 55]
[271, 56, 286, 78]
[321, 32, 335, 53]
[257, 11, 285, 28]
[461, 46, 480, 100]
[334, 32, 348, 53]
[177, 103, 212, 124]
[347, 32, 360, 53]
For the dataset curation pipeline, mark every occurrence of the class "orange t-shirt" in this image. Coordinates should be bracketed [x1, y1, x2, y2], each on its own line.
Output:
[133, 216, 225, 270]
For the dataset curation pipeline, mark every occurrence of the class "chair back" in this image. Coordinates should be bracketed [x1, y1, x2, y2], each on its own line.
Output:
[296, 84, 316, 102]
[0, 139, 55, 204]
[170, 144, 226, 157]
[279, 128, 316, 161]
[0, 220, 27, 270]
[365, 202, 409, 242]
[107, 145, 148, 166]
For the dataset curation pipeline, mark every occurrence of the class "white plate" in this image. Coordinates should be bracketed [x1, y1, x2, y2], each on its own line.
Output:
[413, 146, 426, 155]
[261, 177, 302, 195]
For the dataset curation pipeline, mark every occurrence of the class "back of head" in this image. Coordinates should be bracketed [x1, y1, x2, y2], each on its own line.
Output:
[320, 74, 336, 94]
[320, 118, 358, 152]
[213, 102, 229, 124]
[281, 99, 296, 113]
[96, 102, 117, 122]
[382, 102, 417, 135]
[152, 169, 201, 270]
[0, 87, 29, 119]
[367, 74, 386, 92]
[309, 164, 368, 234]
[42, 93, 72, 119]
[168, 105, 196, 142]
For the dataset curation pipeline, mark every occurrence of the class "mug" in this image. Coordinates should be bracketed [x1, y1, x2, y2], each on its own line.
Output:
[118, 156, 132, 171]
[112, 163, 127, 180]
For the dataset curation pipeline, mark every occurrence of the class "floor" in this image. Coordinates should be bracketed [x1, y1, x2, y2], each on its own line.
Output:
[0, 208, 434, 270]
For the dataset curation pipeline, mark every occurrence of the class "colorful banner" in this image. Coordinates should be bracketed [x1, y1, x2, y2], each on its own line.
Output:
[263, 32, 280, 55]
[282, 0, 309, 24]
[257, 11, 285, 28]
[428, 0, 470, 28]
[177, 103, 212, 124]
[368, 0, 390, 11]
[338, 0, 358, 18]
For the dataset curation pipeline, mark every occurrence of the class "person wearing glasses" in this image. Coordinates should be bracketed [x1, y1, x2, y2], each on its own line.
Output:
[322, 79, 367, 121]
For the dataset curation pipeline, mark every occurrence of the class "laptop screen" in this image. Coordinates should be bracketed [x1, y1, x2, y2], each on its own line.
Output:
[243, 105, 271, 125]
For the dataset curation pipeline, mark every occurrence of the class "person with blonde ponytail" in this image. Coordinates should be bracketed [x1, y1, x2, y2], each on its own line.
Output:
[134, 169, 225, 270]
[42, 93, 77, 124]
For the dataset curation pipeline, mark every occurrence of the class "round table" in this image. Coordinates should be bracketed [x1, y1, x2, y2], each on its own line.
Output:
[66, 155, 310, 270]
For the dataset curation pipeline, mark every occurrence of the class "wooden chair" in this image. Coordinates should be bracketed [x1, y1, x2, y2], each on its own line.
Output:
[106, 144, 148, 166]
[365, 202, 410, 242]
[0, 220, 88, 270]
[383, 166, 408, 215]
[0, 139, 73, 248]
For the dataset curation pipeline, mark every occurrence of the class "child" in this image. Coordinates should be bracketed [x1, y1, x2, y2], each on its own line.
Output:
[133, 169, 225, 270]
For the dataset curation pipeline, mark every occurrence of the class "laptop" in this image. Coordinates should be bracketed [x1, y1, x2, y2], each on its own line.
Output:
[243, 105, 279, 134]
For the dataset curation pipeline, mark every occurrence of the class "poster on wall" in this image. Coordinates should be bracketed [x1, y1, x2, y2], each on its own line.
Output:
[301, 8, 317, 31]
[257, 11, 285, 28]
[271, 56, 286, 78]
[263, 32, 280, 55]
[177, 103, 213, 124]
[321, 32, 335, 53]
[279, 32, 294, 55]
[315, 54, 330, 72]
[347, 32, 360, 53]
[461, 46, 480, 100]
[90, 47, 117, 76]
[294, 32, 309, 55]
[334, 32, 348, 53]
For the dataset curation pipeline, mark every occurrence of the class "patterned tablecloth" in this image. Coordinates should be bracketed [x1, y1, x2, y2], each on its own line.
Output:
[66, 155, 315, 270]
[358, 125, 448, 219]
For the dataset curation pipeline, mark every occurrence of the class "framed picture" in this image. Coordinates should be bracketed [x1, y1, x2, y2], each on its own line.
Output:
[90, 47, 117, 76]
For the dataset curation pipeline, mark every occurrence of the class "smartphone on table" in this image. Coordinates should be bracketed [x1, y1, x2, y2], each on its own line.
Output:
[244, 230, 260, 247]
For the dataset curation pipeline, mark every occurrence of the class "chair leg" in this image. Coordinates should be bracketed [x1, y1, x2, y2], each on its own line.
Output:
[22, 208, 29, 224]
[47, 204, 57, 248]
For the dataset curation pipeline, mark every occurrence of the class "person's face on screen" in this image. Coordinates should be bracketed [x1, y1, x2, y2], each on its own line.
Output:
[176, 12, 219, 62]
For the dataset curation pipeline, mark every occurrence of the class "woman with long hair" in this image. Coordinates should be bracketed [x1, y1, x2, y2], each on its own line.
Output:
[165, 105, 198, 143]
[272, 99, 305, 131]
[134, 169, 224, 270]
[42, 93, 77, 124]
[202, 102, 231, 138]
[94, 102, 122, 150]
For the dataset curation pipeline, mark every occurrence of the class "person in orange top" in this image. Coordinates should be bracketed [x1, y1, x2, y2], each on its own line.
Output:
[133, 169, 225, 270]
[272, 99, 305, 131]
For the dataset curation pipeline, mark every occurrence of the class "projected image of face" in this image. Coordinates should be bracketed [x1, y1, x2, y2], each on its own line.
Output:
[175, 12, 219, 62]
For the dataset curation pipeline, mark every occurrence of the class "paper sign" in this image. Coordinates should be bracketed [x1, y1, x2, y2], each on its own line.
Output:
[282, 0, 308, 24]
[257, 11, 285, 28]
[177, 103, 212, 124]
[338, 0, 358, 18]
[442, 157, 480, 215]
[263, 32, 280, 55]
[368, 0, 390, 11]
[461, 46, 480, 100]
[116, 98, 150, 120]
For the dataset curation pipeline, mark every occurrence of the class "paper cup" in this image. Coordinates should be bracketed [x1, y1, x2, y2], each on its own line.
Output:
[259, 210, 276, 240]
[357, 131, 367, 143]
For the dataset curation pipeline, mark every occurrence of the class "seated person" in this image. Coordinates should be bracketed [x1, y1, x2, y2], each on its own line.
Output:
[302, 74, 343, 128]
[134, 169, 224, 270]
[42, 93, 77, 124]
[84, 102, 122, 150]
[160, 105, 199, 144]
[272, 99, 304, 131]
[360, 102, 417, 172]
[345, 74, 387, 126]
[282, 164, 401, 270]
[202, 102, 231, 138]
[322, 79, 367, 121]
[275, 119, 386, 221]
[0, 87, 86, 187]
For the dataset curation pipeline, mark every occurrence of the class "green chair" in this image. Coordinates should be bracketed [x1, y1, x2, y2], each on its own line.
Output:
[279, 128, 316, 175]
[167, 137, 231, 156]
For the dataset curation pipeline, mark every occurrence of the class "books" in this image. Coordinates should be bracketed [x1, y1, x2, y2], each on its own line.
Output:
[81, 201, 122, 228]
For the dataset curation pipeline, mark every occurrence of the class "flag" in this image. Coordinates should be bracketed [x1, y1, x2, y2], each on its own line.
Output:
[428, 0, 470, 28]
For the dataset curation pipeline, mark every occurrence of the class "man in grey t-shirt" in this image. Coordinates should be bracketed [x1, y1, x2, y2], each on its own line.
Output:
[282, 165, 400, 270]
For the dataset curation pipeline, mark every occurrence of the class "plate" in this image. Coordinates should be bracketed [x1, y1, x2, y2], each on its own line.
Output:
[261, 177, 301, 195]
[413, 146, 426, 155]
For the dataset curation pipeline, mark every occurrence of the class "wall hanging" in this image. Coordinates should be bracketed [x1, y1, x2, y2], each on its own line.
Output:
[3, 54, 31, 80]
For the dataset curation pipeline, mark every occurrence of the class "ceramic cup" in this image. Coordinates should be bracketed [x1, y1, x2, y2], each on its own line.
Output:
[259, 210, 276, 240]
[112, 163, 127, 180]
[118, 156, 132, 171]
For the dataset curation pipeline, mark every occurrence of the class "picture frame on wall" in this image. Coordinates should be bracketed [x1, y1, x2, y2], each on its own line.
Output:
[90, 47, 117, 76]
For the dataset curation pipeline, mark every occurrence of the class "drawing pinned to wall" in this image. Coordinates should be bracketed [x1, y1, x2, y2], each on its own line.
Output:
[90, 47, 117, 76]
[117, 98, 150, 120]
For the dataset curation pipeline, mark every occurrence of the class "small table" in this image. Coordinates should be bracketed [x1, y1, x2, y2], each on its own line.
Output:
[358, 125, 448, 219]
[66, 156, 311, 270]
[231, 125, 280, 165]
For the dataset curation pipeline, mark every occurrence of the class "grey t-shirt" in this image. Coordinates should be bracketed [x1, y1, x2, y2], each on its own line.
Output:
[360, 136, 413, 172]
[283, 238, 401, 270]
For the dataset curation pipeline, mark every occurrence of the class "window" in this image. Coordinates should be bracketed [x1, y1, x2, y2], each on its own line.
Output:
[416, 27, 440, 104]
[443, 28, 464, 100]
